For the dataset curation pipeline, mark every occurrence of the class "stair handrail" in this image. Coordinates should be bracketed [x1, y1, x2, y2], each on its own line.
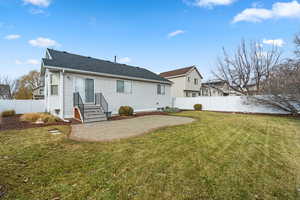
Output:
[95, 93, 109, 117]
[73, 92, 85, 121]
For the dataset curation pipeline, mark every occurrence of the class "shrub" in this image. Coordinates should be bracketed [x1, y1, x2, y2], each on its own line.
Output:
[163, 107, 181, 113]
[20, 113, 61, 123]
[40, 113, 61, 123]
[118, 106, 134, 116]
[194, 104, 202, 111]
[1, 110, 16, 117]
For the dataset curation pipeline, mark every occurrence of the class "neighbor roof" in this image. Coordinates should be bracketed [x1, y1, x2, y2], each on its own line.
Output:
[43, 49, 170, 84]
[0, 84, 11, 99]
[160, 66, 203, 78]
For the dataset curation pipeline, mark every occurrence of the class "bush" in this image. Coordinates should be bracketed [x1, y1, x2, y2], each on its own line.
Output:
[1, 110, 16, 117]
[163, 107, 181, 113]
[194, 104, 202, 111]
[20, 113, 61, 123]
[118, 106, 134, 116]
[40, 113, 61, 123]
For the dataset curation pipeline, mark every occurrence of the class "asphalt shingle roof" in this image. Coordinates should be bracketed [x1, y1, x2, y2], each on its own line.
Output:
[159, 66, 194, 78]
[43, 49, 170, 83]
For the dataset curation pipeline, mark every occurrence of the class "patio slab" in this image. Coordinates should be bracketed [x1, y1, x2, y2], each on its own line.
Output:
[70, 115, 195, 142]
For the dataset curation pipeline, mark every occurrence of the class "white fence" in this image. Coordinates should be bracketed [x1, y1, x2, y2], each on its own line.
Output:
[0, 100, 45, 114]
[174, 96, 288, 114]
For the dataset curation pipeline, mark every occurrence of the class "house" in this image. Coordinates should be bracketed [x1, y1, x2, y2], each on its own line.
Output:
[32, 86, 44, 100]
[0, 84, 12, 99]
[200, 81, 230, 96]
[160, 66, 203, 97]
[200, 81, 258, 96]
[41, 49, 172, 122]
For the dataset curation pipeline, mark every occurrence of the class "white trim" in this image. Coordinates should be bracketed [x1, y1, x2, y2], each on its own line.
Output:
[43, 65, 171, 85]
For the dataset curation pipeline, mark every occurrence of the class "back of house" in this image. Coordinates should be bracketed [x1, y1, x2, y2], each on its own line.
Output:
[41, 49, 171, 122]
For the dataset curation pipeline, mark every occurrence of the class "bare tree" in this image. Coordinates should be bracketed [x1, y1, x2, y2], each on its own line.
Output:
[253, 60, 300, 114]
[0, 75, 17, 98]
[213, 40, 281, 95]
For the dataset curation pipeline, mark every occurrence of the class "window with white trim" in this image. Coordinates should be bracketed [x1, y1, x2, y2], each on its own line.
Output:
[117, 80, 132, 93]
[157, 84, 165, 95]
[194, 78, 198, 85]
[50, 74, 59, 96]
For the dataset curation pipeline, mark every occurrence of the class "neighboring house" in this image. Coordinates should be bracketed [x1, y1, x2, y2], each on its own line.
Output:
[32, 86, 45, 100]
[200, 81, 230, 96]
[0, 84, 12, 99]
[200, 81, 258, 96]
[160, 66, 203, 97]
[41, 49, 172, 122]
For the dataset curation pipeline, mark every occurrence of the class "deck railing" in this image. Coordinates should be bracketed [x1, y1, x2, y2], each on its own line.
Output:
[73, 92, 85, 121]
[95, 93, 109, 117]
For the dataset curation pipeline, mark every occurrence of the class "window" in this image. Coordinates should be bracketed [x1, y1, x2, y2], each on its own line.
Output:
[50, 74, 59, 95]
[192, 93, 196, 97]
[187, 77, 191, 82]
[157, 84, 165, 95]
[194, 78, 198, 85]
[117, 80, 132, 93]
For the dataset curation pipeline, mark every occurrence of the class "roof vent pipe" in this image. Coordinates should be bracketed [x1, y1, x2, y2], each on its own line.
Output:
[114, 56, 117, 63]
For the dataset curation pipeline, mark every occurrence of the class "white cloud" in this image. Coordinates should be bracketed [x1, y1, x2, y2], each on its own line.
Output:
[118, 57, 131, 63]
[26, 59, 40, 65]
[28, 37, 60, 48]
[23, 0, 51, 7]
[233, 8, 273, 23]
[15, 60, 23, 65]
[4, 34, 21, 40]
[263, 39, 285, 47]
[15, 59, 40, 65]
[233, 0, 300, 23]
[195, 0, 236, 8]
[168, 30, 185, 38]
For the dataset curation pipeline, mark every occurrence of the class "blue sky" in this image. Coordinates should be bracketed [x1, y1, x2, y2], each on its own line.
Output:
[1, 0, 300, 80]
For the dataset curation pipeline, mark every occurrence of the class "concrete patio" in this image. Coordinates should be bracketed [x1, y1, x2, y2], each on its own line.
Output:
[70, 115, 194, 142]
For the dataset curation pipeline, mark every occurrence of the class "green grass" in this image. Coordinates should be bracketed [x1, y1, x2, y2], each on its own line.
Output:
[1, 112, 300, 200]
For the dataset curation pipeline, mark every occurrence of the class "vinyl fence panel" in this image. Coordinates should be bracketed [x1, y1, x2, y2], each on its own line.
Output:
[0, 100, 45, 114]
[174, 96, 288, 114]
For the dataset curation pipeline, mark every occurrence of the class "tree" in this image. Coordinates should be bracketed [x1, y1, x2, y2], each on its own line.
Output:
[213, 38, 300, 115]
[213, 40, 281, 95]
[253, 60, 300, 114]
[15, 70, 41, 99]
[0, 75, 17, 98]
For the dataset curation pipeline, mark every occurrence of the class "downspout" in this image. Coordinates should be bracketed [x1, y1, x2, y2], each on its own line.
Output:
[59, 70, 64, 119]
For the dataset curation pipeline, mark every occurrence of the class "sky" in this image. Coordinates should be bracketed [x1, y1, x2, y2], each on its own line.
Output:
[1, 0, 300, 80]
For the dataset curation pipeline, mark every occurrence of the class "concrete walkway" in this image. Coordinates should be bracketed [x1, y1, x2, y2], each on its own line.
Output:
[70, 115, 194, 142]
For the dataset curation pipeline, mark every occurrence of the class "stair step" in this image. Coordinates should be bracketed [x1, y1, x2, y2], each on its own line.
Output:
[84, 117, 107, 123]
[85, 114, 106, 119]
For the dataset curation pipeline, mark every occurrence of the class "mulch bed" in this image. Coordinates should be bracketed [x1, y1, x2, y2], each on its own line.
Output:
[0, 115, 80, 132]
[109, 111, 169, 121]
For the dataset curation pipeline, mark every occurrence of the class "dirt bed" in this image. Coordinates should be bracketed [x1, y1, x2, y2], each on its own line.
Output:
[0, 115, 79, 131]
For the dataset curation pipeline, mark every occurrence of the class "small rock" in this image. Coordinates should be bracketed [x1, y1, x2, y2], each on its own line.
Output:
[48, 129, 62, 135]
[35, 118, 44, 124]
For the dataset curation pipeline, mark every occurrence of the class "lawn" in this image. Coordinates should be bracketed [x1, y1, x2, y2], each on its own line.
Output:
[1, 112, 300, 200]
